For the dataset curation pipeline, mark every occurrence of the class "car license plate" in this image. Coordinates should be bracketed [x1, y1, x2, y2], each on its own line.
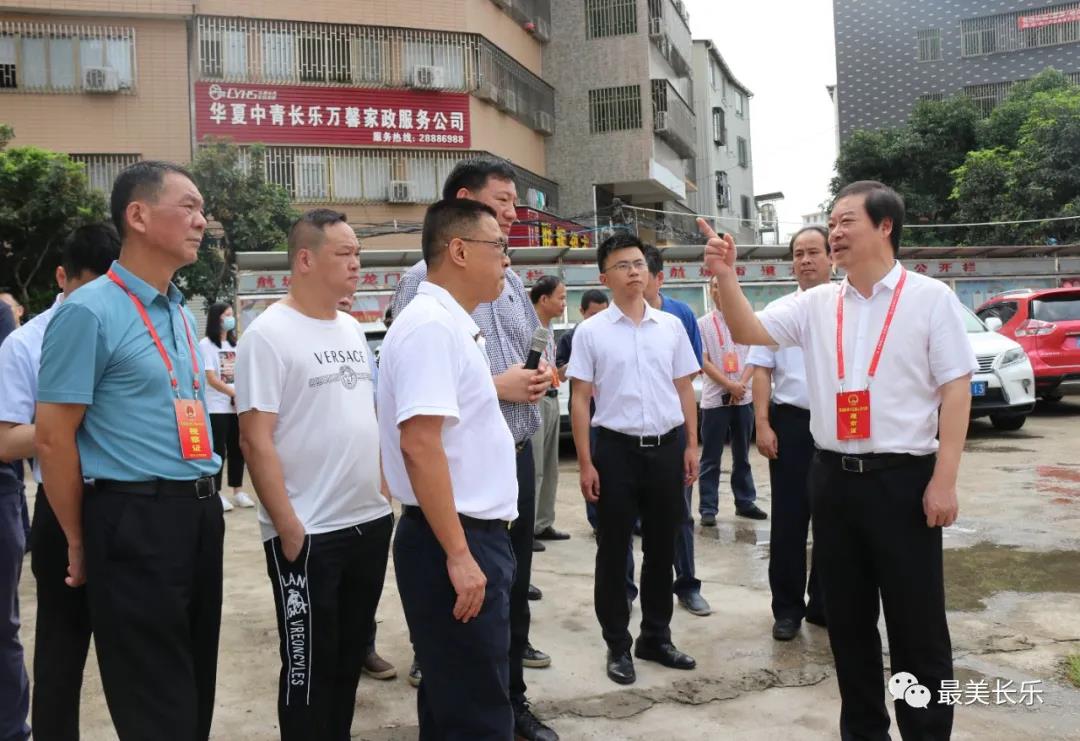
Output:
[971, 381, 987, 397]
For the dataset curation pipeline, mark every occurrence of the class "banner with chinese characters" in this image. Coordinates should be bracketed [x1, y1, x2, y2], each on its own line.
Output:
[1018, 7, 1080, 30]
[195, 82, 470, 148]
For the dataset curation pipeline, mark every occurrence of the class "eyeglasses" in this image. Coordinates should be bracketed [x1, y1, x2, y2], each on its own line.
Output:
[605, 259, 648, 273]
[457, 237, 510, 256]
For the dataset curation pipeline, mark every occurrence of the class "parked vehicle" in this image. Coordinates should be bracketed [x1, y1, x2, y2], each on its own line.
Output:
[976, 288, 1080, 401]
[962, 307, 1035, 430]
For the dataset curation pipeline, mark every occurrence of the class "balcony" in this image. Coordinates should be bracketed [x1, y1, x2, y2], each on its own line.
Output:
[491, 0, 552, 43]
[647, 0, 693, 78]
[651, 79, 696, 158]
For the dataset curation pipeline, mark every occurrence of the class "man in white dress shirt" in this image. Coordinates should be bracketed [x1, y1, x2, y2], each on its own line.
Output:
[748, 225, 832, 642]
[378, 198, 523, 740]
[568, 233, 700, 687]
[705, 181, 977, 740]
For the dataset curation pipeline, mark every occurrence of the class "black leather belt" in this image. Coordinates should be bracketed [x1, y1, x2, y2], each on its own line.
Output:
[94, 477, 217, 499]
[597, 426, 680, 448]
[773, 402, 810, 416]
[401, 504, 511, 531]
[544, 388, 559, 398]
[815, 449, 932, 475]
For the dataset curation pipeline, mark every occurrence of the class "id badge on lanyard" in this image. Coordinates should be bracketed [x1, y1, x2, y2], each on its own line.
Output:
[834, 270, 907, 442]
[108, 270, 213, 460]
[712, 313, 740, 375]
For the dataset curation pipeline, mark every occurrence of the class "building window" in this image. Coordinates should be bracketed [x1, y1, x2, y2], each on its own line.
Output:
[588, 85, 642, 134]
[711, 106, 726, 145]
[735, 91, 745, 118]
[961, 3, 1080, 58]
[585, 0, 637, 39]
[737, 137, 749, 168]
[917, 28, 942, 61]
[963, 81, 1016, 116]
[918, 92, 944, 102]
[0, 22, 135, 93]
[741, 195, 753, 224]
[70, 153, 140, 193]
[714, 170, 730, 209]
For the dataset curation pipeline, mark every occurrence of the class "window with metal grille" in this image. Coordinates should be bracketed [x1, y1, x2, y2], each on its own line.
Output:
[585, 0, 638, 39]
[918, 92, 944, 102]
[714, 171, 730, 209]
[963, 81, 1016, 116]
[737, 136, 749, 168]
[711, 106, 726, 145]
[0, 22, 135, 93]
[70, 153, 140, 193]
[588, 85, 642, 134]
[917, 28, 942, 61]
[961, 3, 1080, 57]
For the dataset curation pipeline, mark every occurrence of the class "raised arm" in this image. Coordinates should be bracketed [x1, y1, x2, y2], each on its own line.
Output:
[699, 218, 777, 347]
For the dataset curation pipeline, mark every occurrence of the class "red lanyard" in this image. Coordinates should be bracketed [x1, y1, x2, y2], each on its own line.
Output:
[108, 269, 200, 397]
[711, 312, 731, 352]
[836, 269, 907, 389]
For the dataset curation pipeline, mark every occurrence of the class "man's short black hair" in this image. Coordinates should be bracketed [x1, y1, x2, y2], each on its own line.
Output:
[441, 156, 517, 200]
[110, 160, 195, 238]
[529, 275, 563, 304]
[834, 180, 905, 255]
[642, 244, 663, 276]
[287, 209, 350, 266]
[580, 289, 608, 311]
[421, 198, 500, 268]
[62, 222, 120, 278]
[597, 232, 648, 273]
[788, 225, 831, 258]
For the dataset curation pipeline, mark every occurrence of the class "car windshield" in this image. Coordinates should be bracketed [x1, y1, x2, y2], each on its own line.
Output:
[962, 307, 987, 333]
[1031, 295, 1080, 322]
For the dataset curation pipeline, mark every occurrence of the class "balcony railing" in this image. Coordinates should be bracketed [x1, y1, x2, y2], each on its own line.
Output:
[646, 0, 693, 79]
[491, 0, 552, 43]
[651, 79, 696, 158]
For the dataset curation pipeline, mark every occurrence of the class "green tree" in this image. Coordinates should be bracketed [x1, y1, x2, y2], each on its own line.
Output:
[178, 138, 298, 303]
[977, 68, 1073, 150]
[0, 135, 107, 313]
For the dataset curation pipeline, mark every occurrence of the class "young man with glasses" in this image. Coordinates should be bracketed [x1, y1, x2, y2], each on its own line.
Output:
[568, 233, 700, 686]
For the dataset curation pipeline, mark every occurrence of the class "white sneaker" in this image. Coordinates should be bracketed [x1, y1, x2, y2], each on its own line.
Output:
[220, 493, 234, 512]
[234, 491, 256, 508]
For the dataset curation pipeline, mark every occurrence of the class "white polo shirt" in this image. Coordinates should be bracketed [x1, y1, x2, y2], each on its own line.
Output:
[747, 290, 810, 411]
[377, 281, 518, 522]
[757, 262, 978, 456]
[567, 300, 700, 436]
[698, 309, 752, 409]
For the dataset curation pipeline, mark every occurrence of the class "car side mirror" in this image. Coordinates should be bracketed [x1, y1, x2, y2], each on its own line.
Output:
[984, 317, 1003, 331]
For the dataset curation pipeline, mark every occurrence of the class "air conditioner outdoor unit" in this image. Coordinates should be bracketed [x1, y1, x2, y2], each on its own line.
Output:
[83, 66, 120, 93]
[477, 80, 500, 102]
[648, 17, 663, 39]
[655, 111, 670, 133]
[389, 181, 416, 203]
[411, 65, 446, 90]
[534, 111, 554, 135]
[533, 18, 551, 43]
[499, 90, 518, 113]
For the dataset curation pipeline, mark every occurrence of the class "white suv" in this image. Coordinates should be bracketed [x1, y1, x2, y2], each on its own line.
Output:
[963, 306, 1036, 431]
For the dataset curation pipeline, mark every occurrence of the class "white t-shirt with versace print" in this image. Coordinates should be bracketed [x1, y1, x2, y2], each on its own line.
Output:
[236, 301, 390, 541]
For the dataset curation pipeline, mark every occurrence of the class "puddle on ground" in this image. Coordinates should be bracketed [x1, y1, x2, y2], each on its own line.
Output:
[945, 541, 1080, 611]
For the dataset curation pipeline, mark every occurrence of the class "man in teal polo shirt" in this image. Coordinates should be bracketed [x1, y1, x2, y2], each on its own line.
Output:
[36, 161, 224, 741]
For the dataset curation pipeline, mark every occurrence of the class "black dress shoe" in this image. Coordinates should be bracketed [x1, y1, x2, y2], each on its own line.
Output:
[535, 526, 570, 541]
[736, 504, 768, 520]
[528, 584, 543, 601]
[606, 650, 636, 684]
[514, 701, 559, 741]
[772, 617, 800, 641]
[700, 513, 717, 527]
[532, 538, 546, 552]
[633, 640, 696, 670]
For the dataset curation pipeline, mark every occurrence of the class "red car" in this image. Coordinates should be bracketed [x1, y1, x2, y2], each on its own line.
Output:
[976, 287, 1080, 401]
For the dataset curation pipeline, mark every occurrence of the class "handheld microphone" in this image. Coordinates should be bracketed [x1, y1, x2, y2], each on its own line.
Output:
[523, 327, 550, 371]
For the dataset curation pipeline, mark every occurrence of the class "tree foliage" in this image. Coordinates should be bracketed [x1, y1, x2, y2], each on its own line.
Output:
[0, 132, 107, 313]
[834, 68, 1080, 246]
[177, 138, 298, 303]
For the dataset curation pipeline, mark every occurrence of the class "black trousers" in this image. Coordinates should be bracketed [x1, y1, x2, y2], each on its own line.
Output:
[508, 440, 535, 708]
[264, 515, 392, 741]
[30, 485, 92, 741]
[767, 405, 824, 623]
[209, 413, 245, 492]
[83, 482, 224, 741]
[593, 427, 684, 654]
[810, 452, 953, 741]
[394, 512, 515, 741]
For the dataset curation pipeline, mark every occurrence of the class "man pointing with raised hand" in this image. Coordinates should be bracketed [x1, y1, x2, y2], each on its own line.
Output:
[701, 181, 976, 741]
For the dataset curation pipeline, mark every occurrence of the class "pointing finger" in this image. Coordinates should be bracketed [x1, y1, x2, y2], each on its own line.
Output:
[696, 217, 719, 241]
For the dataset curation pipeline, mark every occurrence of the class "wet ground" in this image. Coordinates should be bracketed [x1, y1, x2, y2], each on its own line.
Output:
[15, 399, 1080, 739]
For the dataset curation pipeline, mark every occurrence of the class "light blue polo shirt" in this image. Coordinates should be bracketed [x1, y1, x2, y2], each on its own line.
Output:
[37, 261, 221, 481]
